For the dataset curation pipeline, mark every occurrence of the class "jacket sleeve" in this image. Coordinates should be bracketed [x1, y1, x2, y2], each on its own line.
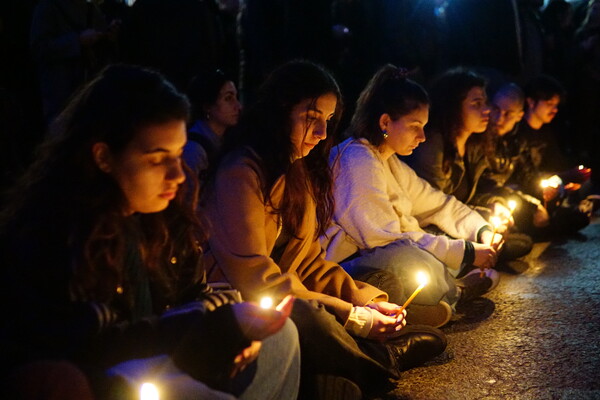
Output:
[400, 160, 490, 244]
[205, 157, 385, 323]
[408, 132, 456, 193]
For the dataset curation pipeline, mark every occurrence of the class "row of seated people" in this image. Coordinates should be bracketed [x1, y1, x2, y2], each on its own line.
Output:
[1, 61, 595, 400]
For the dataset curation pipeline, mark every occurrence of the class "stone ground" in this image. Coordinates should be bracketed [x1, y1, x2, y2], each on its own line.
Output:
[384, 216, 600, 400]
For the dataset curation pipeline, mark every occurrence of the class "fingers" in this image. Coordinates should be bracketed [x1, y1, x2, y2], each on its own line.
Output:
[234, 303, 289, 340]
[369, 311, 406, 341]
[367, 301, 403, 317]
[230, 341, 262, 378]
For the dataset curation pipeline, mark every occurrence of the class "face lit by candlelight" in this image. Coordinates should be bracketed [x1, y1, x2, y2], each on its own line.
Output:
[490, 94, 524, 136]
[527, 95, 560, 126]
[379, 105, 428, 156]
[290, 93, 337, 159]
[461, 86, 490, 134]
[93, 120, 187, 215]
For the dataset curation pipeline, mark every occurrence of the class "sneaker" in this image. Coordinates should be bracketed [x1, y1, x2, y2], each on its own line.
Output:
[406, 301, 453, 328]
[314, 375, 362, 400]
[456, 271, 494, 305]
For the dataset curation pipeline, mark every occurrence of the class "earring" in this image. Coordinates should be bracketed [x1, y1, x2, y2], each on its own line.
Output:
[382, 129, 388, 139]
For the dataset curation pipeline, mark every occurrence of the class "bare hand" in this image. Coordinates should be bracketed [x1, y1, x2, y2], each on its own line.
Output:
[542, 186, 559, 203]
[366, 307, 406, 341]
[491, 202, 514, 228]
[366, 301, 403, 318]
[472, 242, 498, 269]
[232, 295, 294, 341]
[479, 230, 503, 248]
[230, 341, 261, 378]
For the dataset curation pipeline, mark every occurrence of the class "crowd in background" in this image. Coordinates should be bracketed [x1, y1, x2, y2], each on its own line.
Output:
[1, 0, 600, 192]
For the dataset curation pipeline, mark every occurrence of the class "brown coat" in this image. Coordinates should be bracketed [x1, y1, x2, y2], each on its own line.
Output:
[203, 151, 387, 323]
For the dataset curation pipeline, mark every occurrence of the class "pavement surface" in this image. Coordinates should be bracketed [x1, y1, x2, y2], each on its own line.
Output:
[386, 217, 600, 400]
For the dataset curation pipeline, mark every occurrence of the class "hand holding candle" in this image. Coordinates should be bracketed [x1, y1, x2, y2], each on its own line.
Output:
[508, 199, 517, 215]
[398, 271, 429, 317]
[480, 216, 502, 277]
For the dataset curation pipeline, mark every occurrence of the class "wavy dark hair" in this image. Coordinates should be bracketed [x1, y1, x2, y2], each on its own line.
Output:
[427, 67, 487, 173]
[348, 64, 429, 146]
[223, 60, 343, 236]
[0, 64, 203, 305]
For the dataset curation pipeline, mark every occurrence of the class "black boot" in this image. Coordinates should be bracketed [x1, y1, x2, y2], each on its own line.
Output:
[386, 325, 447, 371]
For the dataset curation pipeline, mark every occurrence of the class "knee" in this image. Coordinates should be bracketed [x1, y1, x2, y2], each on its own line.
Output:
[356, 269, 404, 305]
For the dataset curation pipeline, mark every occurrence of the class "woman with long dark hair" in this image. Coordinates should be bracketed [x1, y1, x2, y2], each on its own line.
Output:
[203, 60, 447, 399]
[184, 69, 242, 176]
[407, 68, 533, 262]
[323, 65, 500, 329]
[0, 64, 299, 400]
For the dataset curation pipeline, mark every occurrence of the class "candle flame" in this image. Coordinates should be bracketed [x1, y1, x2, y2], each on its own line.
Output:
[416, 271, 429, 286]
[508, 200, 517, 212]
[579, 165, 584, 170]
[140, 383, 159, 400]
[490, 215, 502, 227]
[260, 296, 273, 309]
[540, 179, 549, 188]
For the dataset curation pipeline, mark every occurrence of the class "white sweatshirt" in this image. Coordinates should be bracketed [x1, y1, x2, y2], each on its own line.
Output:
[322, 138, 489, 273]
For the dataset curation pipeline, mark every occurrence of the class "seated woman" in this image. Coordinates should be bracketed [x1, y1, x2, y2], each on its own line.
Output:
[202, 60, 447, 399]
[322, 65, 501, 328]
[184, 69, 242, 177]
[407, 68, 533, 262]
[0, 65, 299, 400]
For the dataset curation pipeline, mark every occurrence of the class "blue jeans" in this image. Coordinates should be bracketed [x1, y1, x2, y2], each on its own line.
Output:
[104, 319, 300, 400]
[341, 239, 460, 306]
[235, 319, 300, 400]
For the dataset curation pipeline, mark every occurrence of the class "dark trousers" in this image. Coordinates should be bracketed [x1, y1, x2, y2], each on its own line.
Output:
[291, 299, 397, 399]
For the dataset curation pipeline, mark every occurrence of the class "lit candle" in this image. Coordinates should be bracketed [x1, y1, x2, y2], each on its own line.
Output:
[508, 199, 517, 214]
[489, 215, 502, 246]
[398, 271, 429, 315]
[260, 296, 273, 309]
[481, 216, 502, 277]
[140, 382, 159, 400]
[579, 165, 584, 170]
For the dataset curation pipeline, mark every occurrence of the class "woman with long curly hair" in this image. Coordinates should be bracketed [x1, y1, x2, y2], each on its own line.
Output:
[203, 60, 447, 399]
[0, 64, 299, 400]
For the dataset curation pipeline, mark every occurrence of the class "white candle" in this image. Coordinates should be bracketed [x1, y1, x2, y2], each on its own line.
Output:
[398, 271, 429, 315]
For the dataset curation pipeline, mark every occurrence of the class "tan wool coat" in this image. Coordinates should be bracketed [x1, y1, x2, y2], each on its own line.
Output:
[203, 150, 387, 323]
